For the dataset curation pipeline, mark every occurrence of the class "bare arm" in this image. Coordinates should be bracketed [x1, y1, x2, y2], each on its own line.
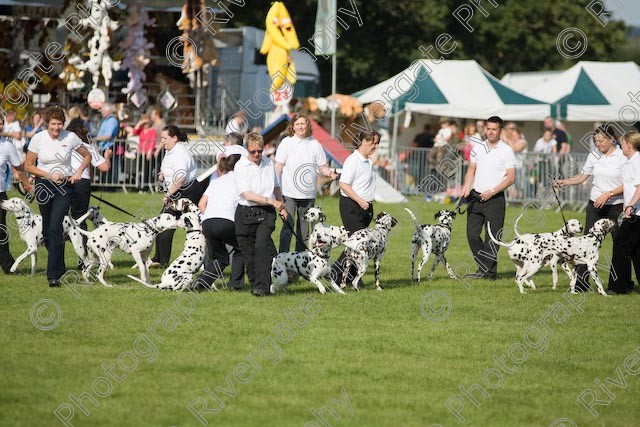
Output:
[96, 149, 112, 172]
[11, 165, 33, 192]
[318, 164, 338, 179]
[275, 161, 284, 181]
[479, 168, 516, 201]
[198, 195, 208, 213]
[69, 146, 91, 183]
[554, 172, 589, 187]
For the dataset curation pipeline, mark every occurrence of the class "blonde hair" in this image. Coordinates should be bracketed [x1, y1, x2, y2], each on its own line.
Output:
[244, 132, 264, 148]
[68, 106, 82, 120]
[621, 131, 640, 152]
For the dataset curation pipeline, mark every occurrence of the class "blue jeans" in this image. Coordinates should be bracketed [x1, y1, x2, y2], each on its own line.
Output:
[35, 178, 74, 280]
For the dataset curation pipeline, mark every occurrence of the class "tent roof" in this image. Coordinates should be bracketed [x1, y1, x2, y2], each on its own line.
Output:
[522, 61, 640, 121]
[354, 60, 550, 121]
[500, 71, 563, 92]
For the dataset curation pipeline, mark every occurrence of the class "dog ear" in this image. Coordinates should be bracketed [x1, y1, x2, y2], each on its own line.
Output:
[434, 211, 441, 220]
[184, 216, 193, 228]
[320, 213, 326, 222]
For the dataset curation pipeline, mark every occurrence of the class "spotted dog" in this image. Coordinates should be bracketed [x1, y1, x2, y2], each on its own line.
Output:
[488, 213, 583, 292]
[270, 229, 345, 295]
[0, 197, 97, 275]
[515, 218, 615, 296]
[303, 207, 349, 249]
[405, 208, 457, 282]
[77, 213, 179, 287]
[339, 212, 398, 291]
[128, 208, 206, 291]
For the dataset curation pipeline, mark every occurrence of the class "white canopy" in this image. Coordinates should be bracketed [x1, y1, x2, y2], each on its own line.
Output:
[520, 61, 640, 122]
[354, 60, 550, 121]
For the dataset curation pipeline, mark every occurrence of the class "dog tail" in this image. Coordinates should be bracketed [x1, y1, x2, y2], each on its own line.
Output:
[127, 274, 158, 288]
[512, 211, 526, 240]
[404, 208, 420, 231]
[68, 217, 93, 237]
[487, 221, 513, 247]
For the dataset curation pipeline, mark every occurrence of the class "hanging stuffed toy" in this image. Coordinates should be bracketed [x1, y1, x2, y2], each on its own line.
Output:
[74, 0, 121, 90]
[259, 2, 300, 93]
[119, 5, 154, 105]
[176, 0, 220, 74]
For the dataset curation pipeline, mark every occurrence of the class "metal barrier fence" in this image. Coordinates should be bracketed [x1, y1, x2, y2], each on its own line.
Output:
[85, 138, 221, 192]
[382, 147, 591, 210]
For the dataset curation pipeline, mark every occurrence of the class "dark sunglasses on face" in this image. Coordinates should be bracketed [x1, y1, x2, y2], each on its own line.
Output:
[248, 149, 263, 155]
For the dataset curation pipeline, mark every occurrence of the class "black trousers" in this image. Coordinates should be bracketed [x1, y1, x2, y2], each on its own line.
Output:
[279, 196, 314, 252]
[195, 218, 245, 289]
[35, 178, 74, 280]
[235, 205, 277, 293]
[0, 191, 14, 274]
[152, 181, 203, 265]
[575, 201, 622, 291]
[466, 192, 505, 276]
[331, 196, 373, 283]
[608, 216, 640, 293]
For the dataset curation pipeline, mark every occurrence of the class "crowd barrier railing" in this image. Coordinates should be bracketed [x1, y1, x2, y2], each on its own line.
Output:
[384, 146, 591, 210]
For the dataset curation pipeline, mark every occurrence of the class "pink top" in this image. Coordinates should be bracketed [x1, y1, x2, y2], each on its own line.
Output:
[134, 127, 157, 155]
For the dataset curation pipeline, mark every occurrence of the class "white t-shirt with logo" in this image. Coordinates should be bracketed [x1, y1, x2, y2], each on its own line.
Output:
[340, 150, 376, 202]
[235, 155, 279, 206]
[275, 135, 327, 199]
[622, 152, 640, 216]
[581, 147, 625, 204]
[202, 172, 239, 221]
[28, 130, 83, 176]
[0, 138, 21, 192]
[470, 140, 516, 193]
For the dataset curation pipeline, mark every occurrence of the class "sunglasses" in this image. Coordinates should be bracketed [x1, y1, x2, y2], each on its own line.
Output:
[248, 149, 263, 155]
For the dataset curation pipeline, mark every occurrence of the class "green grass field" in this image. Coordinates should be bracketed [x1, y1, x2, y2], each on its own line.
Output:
[1, 191, 639, 427]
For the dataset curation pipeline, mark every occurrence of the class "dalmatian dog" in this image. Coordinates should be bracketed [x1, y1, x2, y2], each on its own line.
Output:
[270, 229, 345, 295]
[487, 213, 583, 292]
[303, 207, 349, 249]
[76, 213, 179, 287]
[405, 208, 457, 282]
[515, 218, 615, 296]
[128, 207, 206, 291]
[339, 212, 398, 291]
[0, 197, 97, 275]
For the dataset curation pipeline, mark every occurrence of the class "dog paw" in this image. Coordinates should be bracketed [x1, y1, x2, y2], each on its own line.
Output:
[270, 284, 276, 294]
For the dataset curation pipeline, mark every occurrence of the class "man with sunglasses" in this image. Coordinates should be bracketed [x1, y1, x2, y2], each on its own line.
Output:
[234, 133, 288, 296]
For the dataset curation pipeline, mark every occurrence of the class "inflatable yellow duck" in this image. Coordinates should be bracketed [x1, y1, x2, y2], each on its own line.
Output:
[259, 2, 300, 93]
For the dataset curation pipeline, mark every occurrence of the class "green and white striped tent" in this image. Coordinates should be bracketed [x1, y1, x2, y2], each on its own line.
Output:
[354, 59, 550, 121]
[521, 61, 640, 122]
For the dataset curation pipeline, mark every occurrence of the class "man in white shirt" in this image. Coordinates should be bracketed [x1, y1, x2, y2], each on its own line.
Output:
[461, 116, 516, 280]
[275, 113, 338, 252]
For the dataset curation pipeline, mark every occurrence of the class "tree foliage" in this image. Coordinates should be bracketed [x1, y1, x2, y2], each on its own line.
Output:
[232, 0, 628, 95]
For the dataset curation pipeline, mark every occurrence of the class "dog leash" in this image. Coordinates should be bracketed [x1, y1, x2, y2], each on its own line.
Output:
[551, 184, 569, 231]
[90, 193, 139, 219]
[279, 212, 310, 252]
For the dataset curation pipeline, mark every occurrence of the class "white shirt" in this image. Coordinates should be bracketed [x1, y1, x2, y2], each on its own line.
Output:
[622, 152, 640, 216]
[275, 135, 327, 199]
[581, 147, 625, 205]
[71, 143, 106, 180]
[28, 130, 83, 176]
[0, 138, 21, 192]
[470, 140, 516, 193]
[202, 172, 239, 221]
[234, 154, 279, 206]
[533, 138, 557, 153]
[4, 120, 23, 153]
[161, 143, 197, 189]
[340, 149, 376, 201]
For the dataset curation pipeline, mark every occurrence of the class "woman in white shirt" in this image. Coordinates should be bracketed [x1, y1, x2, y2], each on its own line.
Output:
[275, 113, 337, 252]
[330, 130, 380, 286]
[608, 131, 640, 295]
[194, 146, 245, 291]
[234, 133, 287, 297]
[24, 107, 91, 287]
[150, 125, 199, 266]
[554, 125, 625, 292]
